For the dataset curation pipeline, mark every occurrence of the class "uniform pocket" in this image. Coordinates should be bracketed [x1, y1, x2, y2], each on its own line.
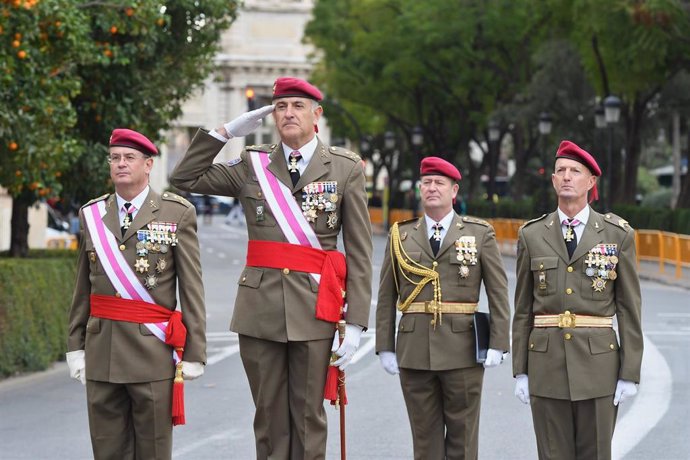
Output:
[238, 267, 263, 288]
[398, 315, 415, 333]
[589, 330, 619, 355]
[451, 315, 473, 332]
[528, 330, 549, 353]
[531, 256, 559, 296]
[86, 317, 101, 334]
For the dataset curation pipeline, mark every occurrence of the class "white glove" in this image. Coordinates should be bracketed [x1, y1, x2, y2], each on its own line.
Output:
[378, 351, 399, 375]
[483, 348, 504, 368]
[66, 350, 86, 385]
[514, 374, 530, 404]
[223, 105, 275, 138]
[331, 324, 363, 370]
[613, 379, 638, 406]
[181, 361, 205, 380]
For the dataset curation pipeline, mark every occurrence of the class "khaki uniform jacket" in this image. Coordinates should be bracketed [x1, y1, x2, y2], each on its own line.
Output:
[68, 190, 206, 383]
[169, 130, 373, 342]
[512, 209, 643, 401]
[376, 215, 510, 370]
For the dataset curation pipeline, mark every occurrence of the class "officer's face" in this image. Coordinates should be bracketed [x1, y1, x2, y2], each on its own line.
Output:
[109, 146, 153, 192]
[420, 175, 458, 213]
[552, 158, 596, 204]
[272, 97, 322, 149]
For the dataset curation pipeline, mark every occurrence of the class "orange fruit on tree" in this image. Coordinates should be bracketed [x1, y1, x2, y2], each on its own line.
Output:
[156, 18, 165, 26]
[9, 141, 18, 151]
[12, 39, 20, 47]
[110, 25, 117, 34]
[17, 50, 27, 59]
[125, 7, 134, 16]
[104, 49, 113, 58]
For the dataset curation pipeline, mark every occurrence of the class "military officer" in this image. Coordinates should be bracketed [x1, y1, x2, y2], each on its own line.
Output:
[169, 77, 372, 460]
[512, 140, 643, 460]
[66, 128, 207, 460]
[376, 157, 510, 460]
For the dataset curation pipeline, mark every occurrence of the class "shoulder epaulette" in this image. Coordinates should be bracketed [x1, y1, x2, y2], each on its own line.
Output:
[81, 193, 109, 208]
[520, 213, 548, 229]
[245, 143, 275, 153]
[161, 191, 192, 208]
[461, 215, 490, 227]
[396, 216, 421, 227]
[603, 213, 633, 231]
[328, 145, 361, 162]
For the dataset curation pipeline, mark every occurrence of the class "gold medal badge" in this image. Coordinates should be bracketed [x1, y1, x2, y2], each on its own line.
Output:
[134, 258, 149, 274]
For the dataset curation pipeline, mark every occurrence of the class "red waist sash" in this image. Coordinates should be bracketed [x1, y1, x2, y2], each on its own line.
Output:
[245, 240, 346, 323]
[90, 294, 187, 426]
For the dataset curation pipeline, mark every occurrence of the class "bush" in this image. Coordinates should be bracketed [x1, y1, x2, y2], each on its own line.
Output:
[0, 250, 77, 378]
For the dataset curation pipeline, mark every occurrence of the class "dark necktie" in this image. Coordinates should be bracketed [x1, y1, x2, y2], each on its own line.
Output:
[563, 218, 580, 259]
[289, 151, 302, 186]
[429, 223, 443, 256]
[121, 202, 134, 237]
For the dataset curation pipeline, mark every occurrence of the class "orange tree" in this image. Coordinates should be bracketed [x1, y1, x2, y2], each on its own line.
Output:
[1, 0, 238, 256]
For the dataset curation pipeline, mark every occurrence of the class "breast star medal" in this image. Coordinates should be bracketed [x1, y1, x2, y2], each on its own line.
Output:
[144, 274, 158, 290]
[134, 258, 149, 274]
[155, 258, 167, 273]
[591, 277, 606, 292]
[459, 265, 470, 278]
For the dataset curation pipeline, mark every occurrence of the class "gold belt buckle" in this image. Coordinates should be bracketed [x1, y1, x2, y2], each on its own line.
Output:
[558, 311, 576, 328]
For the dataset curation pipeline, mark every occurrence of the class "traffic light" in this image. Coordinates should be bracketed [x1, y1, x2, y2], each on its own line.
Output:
[246, 87, 256, 110]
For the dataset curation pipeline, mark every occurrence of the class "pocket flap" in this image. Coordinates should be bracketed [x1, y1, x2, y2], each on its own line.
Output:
[398, 315, 415, 333]
[451, 315, 472, 332]
[531, 256, 558, 271]
[238, 267, 263, 288]
[308, 275, 320, 293]
[528, 331, 549, 352]
[86, 317, 101, 333]
[589, 332, 618, 355]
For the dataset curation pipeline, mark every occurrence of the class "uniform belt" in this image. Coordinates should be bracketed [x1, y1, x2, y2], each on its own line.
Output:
[534, 311, 613, 328]
[403, 301, 478, 314]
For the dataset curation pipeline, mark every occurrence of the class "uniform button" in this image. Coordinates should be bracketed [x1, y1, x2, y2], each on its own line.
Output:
[567, 266, 573, 272]
[609, 343, 615, 350]
[258, 191, 263, 198]
[529, 343, 534, 349]
[115, 292, 121, 298]
[242, 276, 246, 282]
[566, 288, 573, 294]
[283, 268, 290, 275]
[539, 263, 544, 270]
[564, 333, 572, 340]
[399, 325, 404, 331]
[119, 244, 126, 251]
[432, 261, 438, 267]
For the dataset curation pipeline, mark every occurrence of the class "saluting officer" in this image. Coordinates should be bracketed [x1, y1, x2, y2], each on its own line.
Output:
[169, 77, 372, 459]
[376, 157, 510, 460]
[67, 129, 207, 459]
[512, 140, 643, 460]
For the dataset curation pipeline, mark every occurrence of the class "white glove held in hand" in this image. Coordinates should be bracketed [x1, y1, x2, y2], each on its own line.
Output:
[483, 348, 504, 368]
[66, 350, 86, 385]
[331, 324, 363, 370]
[378, 351, 399, 375]
[181, 361, 205, 380]
[223, 105, 275, 138]
[613, 379, 638, 406]
[514, 374, 530, 404]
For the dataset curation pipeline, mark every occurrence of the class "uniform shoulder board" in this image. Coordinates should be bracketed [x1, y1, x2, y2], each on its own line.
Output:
[603, 213, 633, 231]
[328, 145, 361, 162]
[396, 216, 421, 227]
[461, 215, 490, 227]
[520, 213, 548, 229]
[161, 191, 192, 208]
[244, 143, 274, 153]
[81, 193, 110, 208]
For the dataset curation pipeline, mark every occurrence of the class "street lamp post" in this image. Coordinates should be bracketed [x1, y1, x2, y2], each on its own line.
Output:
[538, 112, 553, 214]
[411, 126, 423, 215]
[487, 120, 501, 211]
[603, 95, 621, 211]
[383, 131, 396, 229]
[594, 104, 607, 208]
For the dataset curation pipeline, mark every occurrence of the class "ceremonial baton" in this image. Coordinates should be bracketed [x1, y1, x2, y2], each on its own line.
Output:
[337, 319, 347, 460]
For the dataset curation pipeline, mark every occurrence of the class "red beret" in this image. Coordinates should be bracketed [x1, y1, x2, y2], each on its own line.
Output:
[420, 156, 462, 181]
[555, 140, 600, 202]
[272, 77, 323, 101]
[109, 128, 158, 156]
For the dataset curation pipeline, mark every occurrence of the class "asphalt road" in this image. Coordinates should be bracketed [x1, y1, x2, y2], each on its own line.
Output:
[1, 217, 688, 459]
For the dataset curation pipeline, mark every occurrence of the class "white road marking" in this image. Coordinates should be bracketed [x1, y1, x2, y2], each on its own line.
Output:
[206, 344, 240, 365]
[350, 335, 376, 366]
[656, 312, 690, 318]
[173, 429, 244, 458]
[612, 335, 672, 459]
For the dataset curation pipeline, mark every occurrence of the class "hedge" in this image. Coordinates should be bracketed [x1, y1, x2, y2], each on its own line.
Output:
[0, 250, 77, 378]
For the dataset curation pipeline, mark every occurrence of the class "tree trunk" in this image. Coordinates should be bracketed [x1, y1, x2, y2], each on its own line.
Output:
[9, 192, 32, 258]
[621, 98, 644, 205]
[486, 136, 500, 202]
[676, 117, 690, 208]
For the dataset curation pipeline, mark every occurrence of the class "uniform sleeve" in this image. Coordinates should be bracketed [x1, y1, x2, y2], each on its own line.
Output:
[375, 232, 398, 353]
[614, 229, 643, 382]
[67, 210, 91, 352]
[169, 129, 246, 197]
[340, 160, 373, 329]
[173, 204, 207, 364]
[480, 226, 510, 352]
[512, 228, 534, 376]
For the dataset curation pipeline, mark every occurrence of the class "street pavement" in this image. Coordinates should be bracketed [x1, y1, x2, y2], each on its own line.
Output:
[1, 217, 688, 459]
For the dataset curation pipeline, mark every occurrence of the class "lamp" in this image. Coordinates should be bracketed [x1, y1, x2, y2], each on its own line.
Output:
[538, 112, 553, 136]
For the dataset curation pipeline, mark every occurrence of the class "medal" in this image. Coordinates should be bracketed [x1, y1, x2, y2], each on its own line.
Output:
[591, 277, 606, 292]
[144, 274, 158, 290]
[538, 271, 547, 290]
[155, 258, 167, 273]
[608, 270, 617, 280]
[459, 265, 470, 278]
[160, 244, 169, 254]
[564, 226, 575, 242]
[610, 255, 618, 264]
[134, 258, 149, 274]
[585, 267, 595, 277]
[327, 212, 338, 229]
[256, 202, 265, 222]
[89, 252, 97, 263]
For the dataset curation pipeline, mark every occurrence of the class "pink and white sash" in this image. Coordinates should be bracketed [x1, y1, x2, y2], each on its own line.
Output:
[249, 151, 323, 283]
[83, 200, 178, 362]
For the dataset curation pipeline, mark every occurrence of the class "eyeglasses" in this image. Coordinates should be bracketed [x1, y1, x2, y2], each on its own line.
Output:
[107, 153, 147, 164]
